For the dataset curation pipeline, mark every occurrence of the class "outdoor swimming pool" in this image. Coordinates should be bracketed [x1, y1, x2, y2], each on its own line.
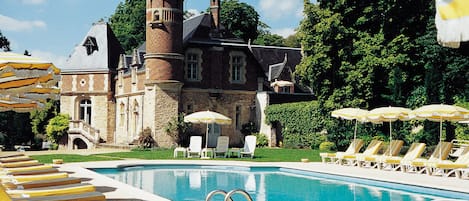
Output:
[93, 165, 469, 201]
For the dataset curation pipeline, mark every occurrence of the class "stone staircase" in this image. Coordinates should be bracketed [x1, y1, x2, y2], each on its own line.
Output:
[67, 120, 100, 149]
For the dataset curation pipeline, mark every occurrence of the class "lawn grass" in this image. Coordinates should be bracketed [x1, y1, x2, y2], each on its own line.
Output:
[31, 154, 121, 164]
[30, 148, 323, 164]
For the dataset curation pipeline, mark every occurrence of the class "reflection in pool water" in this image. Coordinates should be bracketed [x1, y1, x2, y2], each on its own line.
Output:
[93, 165, 468, 201]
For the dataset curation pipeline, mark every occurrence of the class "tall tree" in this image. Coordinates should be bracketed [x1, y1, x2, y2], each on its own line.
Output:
[253, 21, 283, 46]
[254, 32, 285, 47]
[30, 100, 59, 138]
[109, 0, 146, 53]
[0, 30, 11, 52]
[0, 112, 32, 150]
[24, 50, 31, 56]
[296, 0, 469, 145]
[284, 33, 301, 48]
[220, 0, 259, 42]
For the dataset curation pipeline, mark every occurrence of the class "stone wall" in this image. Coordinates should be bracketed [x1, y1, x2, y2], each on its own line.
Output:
[91, 95, 110, 141]
[59, 95, 74, 117]
[107, 100, 116, 143]
[181, 88, 256, 146]
[152, 81, 182, 147]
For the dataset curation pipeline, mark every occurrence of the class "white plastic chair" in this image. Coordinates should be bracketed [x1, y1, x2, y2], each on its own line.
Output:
[240, 135, 257, 158]
[187, 136, 202, 158]
[214, 136, 230, 158]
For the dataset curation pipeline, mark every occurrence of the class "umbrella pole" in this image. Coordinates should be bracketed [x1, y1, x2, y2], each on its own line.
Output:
[438, 116, 443, 161]
[354, 120, 358, 141]
[205, 123, 209, 150]
[389, 121, 392, 156]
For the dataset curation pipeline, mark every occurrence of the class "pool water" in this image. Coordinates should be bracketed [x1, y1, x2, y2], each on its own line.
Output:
[93, 165, 468, 201]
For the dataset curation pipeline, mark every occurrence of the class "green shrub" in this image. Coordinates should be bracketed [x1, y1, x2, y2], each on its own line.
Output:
[138, 127, 155, 148]
[164, 113, 192, 146]
[319, 141, 335, 151]
[252, 133, 268, 147]
[49, 143, 59, 150]
[46, 114, 70, 143]
[283, 132, 326, 149]
[241, 122, 258, 136]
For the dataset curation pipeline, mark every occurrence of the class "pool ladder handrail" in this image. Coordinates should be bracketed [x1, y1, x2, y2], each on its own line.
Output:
[205, 189, 253, 201]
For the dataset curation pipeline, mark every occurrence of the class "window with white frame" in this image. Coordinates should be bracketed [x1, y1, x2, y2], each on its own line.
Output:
[185, 48, 202, 81]
[79, 99, 92, 124]
[229, 51, 246, 83]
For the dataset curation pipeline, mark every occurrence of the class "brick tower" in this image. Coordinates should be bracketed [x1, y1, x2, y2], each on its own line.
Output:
[144, 0, 184, 147]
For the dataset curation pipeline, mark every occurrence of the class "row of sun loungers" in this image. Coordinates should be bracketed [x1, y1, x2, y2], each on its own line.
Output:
[320, 139, 469, 179]
[0, 153, 105, 201]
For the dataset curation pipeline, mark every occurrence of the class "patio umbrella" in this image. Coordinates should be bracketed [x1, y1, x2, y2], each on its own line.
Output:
[184, 110, 232, 151]
[367, 106, 412, 155]
[411, 104, 469, 159]
[0, 52, 60, 112]
[331, 108, 369, 141]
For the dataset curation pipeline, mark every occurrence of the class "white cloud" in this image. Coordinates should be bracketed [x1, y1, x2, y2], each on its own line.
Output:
[184, 9, 200, 19]
[30, 50, 68, 68]
[187, 9, 200, 15]
[21, 0, 46, 5]
[0, 14, 46, 32]
[259, 0, 303, 20]
[272, 28, 296, 38]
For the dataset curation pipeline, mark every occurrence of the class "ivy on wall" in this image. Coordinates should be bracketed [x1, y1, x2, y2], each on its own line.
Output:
[265, 101, 327, 149]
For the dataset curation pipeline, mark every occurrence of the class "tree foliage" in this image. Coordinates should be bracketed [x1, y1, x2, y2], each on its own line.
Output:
[284, 34, 301, 48]
[0, 30, 11, 52]
[288, 0, 469, 146]
[0, 111, 32, 150]
[30, 100, 59, 137]
[220, 0, 259, 42]
[109, 0, 145, 53]
[46, 114, 70, 143]
[254, 32, 285, 47]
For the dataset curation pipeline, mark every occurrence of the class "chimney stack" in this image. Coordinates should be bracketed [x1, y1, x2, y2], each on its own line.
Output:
[210, 0, 221, 37]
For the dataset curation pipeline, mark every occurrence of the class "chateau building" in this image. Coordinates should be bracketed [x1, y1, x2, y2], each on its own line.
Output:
[59, 0, 312, 149]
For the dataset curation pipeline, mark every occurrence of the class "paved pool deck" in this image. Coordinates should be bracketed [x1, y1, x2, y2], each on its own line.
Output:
[56, 159, 469, 201]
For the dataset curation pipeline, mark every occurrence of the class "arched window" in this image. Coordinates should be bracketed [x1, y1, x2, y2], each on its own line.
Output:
[79, 99, 92, 124]
[132, 100, 139, 138]
[153, 10, 160, 22]
[119, 102, 125, 126]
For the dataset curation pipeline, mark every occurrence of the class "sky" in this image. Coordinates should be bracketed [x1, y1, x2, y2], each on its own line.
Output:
[0, 0, 307, 68]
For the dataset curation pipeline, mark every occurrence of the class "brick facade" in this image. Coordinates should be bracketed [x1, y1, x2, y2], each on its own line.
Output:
[60, 0, 306, 149]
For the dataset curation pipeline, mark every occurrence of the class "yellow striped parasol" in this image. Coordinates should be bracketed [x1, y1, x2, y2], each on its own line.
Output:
[331, 108, 369, 140]
[412, 104, 469, 160]
[0, 52, 60, 112]
[367, 106, 412, 155]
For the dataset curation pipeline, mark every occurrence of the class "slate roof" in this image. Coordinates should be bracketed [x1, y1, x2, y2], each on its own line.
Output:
[183, 14, 209, 44]
[61, 22, 124, 73]
[76, 14, 304, 91]
[249, 45, 302, 79]
[137, 13, 216, 52]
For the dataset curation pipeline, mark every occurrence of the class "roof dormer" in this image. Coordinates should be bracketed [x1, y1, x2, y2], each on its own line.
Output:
[83, 36, 98, 55]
